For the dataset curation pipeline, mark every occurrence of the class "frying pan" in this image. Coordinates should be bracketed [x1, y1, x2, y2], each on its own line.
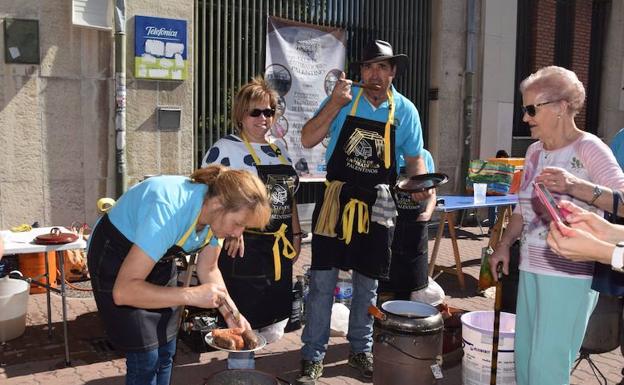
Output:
[33, 227, 78, 245]
[395, 173, 449, 193]
[205, 369, 290, 385]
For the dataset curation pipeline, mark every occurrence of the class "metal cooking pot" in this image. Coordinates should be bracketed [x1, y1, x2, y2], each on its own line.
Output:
[370, 300, 444, 385]
[205, 369, 290, 385]
[581, 293, 623, 353]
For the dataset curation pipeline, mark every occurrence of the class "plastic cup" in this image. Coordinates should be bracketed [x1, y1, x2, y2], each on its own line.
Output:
[473, 183, 487, 204]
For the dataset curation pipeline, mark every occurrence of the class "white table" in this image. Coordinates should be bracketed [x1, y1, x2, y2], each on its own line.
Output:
[1, 227, 87, 366]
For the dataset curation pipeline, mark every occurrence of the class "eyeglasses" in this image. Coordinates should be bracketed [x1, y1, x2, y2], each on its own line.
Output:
[249, 108, 276, 118]
[521, 101, 556, 117]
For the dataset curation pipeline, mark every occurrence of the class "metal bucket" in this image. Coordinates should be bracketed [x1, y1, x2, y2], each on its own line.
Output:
[205, 369, 290, 385]
[372, 300, 443, 385]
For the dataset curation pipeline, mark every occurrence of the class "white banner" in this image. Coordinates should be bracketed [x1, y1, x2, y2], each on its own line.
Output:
[265, 16, 346, 179]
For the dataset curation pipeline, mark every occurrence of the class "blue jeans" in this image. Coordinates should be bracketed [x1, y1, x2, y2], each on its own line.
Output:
[301, 268, 378, 362]
[125, 338, 176, 385]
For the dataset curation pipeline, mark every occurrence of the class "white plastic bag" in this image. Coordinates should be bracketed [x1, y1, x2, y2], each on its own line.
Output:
[329, 303, 350, 337]
[410, 277, 445, 306]
[258, 318, 288, 344]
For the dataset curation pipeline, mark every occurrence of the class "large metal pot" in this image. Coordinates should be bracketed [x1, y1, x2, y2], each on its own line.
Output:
[371, 300, 444, 385]
[581, 293, 623, 353]
[205, 369, 290, 385]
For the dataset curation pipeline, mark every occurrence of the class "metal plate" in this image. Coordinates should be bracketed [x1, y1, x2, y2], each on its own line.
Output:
[204, 331, 267, 353]
[395, 173, 449, 193]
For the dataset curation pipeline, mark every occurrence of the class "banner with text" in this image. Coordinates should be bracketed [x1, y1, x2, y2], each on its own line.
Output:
[265, 17, 345, 179]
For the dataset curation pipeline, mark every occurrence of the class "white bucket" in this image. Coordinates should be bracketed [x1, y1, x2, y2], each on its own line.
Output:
[0, 272, 30, 342]
[461, 311, 516, 385]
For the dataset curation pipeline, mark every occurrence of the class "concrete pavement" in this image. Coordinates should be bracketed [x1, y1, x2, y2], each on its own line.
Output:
[1, 219, 622, 385]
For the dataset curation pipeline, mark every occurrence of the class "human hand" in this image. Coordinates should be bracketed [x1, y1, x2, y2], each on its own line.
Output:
[225, 312, 252, 331]
[411, 188, 434, 202]
[546, 222, 612, 263]
[329, 72, 353, 108]
[224, 235, 245, 258]
[489, 241, 511, 281]
[535, 167, 579, 195]
[187, 282, 228, 308]
[559, 200, 621, 243]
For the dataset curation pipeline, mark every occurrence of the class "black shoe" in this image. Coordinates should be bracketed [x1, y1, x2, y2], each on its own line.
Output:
[295, 360, 323, 385]
[348, 351, 373, 378]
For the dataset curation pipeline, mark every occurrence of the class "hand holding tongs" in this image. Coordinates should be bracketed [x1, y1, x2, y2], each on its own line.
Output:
[219, 295, 241, 323]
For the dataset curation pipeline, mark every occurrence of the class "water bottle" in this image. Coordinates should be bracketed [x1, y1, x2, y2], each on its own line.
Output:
[285, 276, 304, 332]
[334, 278, 353, 308]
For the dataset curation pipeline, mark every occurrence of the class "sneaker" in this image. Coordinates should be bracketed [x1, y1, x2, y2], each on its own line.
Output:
[295, 360, 323, 384]
[348, 351, 373, 378]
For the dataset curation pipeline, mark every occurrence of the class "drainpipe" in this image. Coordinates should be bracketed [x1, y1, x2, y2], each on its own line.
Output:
[114, 0, 127, 197]
[461, 0, 478, 191]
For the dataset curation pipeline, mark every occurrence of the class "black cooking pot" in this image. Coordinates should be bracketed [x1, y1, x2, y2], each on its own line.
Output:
[205, 369, 290, 385]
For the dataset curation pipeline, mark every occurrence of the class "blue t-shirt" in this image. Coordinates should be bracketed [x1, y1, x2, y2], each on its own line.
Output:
[610, 128, 624, 169]
[321, 85, 424, 173]
[398, 149, 435, 174]
[107, 175, 219, 262]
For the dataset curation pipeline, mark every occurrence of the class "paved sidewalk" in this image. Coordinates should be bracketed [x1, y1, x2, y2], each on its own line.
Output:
[1, 221, 622, 385]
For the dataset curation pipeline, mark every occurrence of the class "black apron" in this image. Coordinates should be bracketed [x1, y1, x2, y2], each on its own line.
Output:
[87, 214, 212, 353]
[218, 137, 298, 329]
[311, 88, 397, 279]
[379, 169, 431, 293]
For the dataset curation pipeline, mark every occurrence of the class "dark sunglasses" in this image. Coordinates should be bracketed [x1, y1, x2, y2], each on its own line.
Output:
[249, 108, 276, 118]
[521, 101, 556, 117]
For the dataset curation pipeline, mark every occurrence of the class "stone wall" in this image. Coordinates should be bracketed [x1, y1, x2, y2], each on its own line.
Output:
[0, 0, 194, 228]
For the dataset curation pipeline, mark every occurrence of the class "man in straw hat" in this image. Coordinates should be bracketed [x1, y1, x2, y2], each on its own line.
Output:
[297, 39, 433, 384]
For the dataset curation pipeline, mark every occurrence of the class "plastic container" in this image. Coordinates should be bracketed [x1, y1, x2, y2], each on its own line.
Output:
[0, 272, 30, 342]
[334, 278, 353, 308]
[18, 252, 57, 294]
[461, 311, 516, 385]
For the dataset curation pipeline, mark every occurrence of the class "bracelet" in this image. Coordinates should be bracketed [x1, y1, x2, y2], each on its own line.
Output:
[292, 232, 304, 238]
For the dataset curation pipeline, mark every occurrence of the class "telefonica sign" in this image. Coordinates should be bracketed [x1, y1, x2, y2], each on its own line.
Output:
[135, 15, 187, 80]
[145, 26, 178, 38]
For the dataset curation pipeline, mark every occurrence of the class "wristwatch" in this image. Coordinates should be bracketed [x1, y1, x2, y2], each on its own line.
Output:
[611, 241, 624, 272]
[589, 185, 603, 205]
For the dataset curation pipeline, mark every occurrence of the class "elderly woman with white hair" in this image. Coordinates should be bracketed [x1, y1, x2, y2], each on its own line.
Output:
[489, 66, 624, 385]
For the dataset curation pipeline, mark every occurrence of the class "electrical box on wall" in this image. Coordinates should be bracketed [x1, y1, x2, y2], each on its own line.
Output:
[157, 107, 181, 131]
[4, 18, 40, 64]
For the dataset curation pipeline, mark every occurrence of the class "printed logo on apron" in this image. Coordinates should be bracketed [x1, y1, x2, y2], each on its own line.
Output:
[344, 128, 384, 174]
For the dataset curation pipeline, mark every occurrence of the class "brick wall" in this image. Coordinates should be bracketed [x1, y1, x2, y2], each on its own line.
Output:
[531, 0, 593, 131]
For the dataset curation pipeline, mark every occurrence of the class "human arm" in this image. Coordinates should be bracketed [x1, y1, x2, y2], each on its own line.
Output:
[558, 200, 624, 243]
[195, 244, 251, 329]
[112, 244, 227, 310]
[301, 72, 352, 148]
[546, 222, 615, 265]
[291, 200, 302, 262]
[535, 167, 621, 213]
[404, 154, 434, 201]
[489, 213, 524, 280]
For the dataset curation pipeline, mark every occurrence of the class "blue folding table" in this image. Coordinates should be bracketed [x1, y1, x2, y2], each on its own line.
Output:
[428, 194, 518, 289]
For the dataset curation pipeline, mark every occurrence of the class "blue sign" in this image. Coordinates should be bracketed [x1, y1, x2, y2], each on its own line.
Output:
[134, 15, 187, 80]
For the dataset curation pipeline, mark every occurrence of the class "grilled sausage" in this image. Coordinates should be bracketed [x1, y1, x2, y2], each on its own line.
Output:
[242, 329, 259, 349]
[212, 328, 245, 350]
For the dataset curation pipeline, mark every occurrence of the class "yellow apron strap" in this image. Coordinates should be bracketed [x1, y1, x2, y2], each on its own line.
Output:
[246, 223, 296, 281]
[176, 213, 215, 248]
[349, 88, 364, 116]
[384, 90, 395, 169]
[271, 223, 296, 281]
[241, 132, 288, 165]
[340, 199, 369, 245]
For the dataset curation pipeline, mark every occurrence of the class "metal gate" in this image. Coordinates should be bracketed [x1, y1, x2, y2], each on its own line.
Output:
[194, 0, 431, 166]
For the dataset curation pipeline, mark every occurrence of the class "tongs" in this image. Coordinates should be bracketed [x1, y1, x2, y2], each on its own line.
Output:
[219, 296, 241, 323]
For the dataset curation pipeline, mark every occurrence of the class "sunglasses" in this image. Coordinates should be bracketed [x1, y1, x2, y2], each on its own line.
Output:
[249, 108, 276, 118]
[521, 101, 556, 117]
